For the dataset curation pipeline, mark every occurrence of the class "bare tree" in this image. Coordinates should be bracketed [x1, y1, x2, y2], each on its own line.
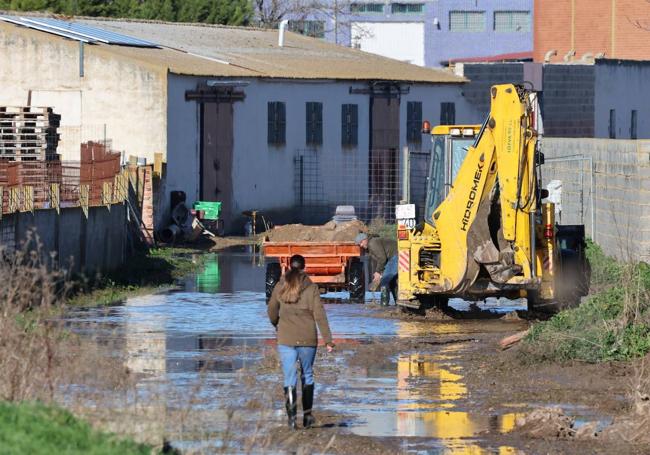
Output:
[254, 0, 370, 45]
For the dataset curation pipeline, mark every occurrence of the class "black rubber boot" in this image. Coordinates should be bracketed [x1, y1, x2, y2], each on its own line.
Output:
[380, 286, 390, 306]
[302, 383, 315, 428]
[284, 386, 297, 430]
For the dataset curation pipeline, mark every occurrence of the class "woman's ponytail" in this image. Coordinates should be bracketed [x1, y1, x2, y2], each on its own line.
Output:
[279, 254, 306, 303]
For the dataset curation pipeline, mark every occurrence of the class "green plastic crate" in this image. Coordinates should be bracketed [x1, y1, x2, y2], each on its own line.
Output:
[193, 201, 221, 220]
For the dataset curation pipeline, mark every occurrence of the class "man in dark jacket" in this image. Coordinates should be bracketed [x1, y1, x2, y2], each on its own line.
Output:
[355, 233, 398, 305]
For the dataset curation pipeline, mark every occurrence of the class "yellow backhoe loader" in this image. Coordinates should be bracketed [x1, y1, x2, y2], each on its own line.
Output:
[396, 84, 590, 312]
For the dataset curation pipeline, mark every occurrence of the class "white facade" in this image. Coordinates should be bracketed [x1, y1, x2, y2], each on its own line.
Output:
[351, 22, 425, 67]
[166, 75, 479, 229]
[1, 19, 483, 231]
[0, 24, 167, 162]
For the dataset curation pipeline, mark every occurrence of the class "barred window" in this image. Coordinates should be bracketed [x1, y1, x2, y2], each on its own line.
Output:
[494, 11, 531, 32]
[341, 104, 358, 147]
[351, 3, 384, 13]
[440, 102, 455, 126]
[306, 102, 323, 146]
[288, 20, 325, 38]
[407, 101, 422, 144]
[449, 11, 485, 32]
[391, 3, 424, 14]
[268, 102, 286, 146]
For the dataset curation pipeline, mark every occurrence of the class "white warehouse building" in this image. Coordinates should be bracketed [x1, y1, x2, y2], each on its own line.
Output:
[0, 15, 482, 232]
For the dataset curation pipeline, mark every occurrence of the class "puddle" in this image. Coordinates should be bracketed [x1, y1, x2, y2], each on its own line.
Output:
[61, 250, 598, 454]
[325, 343, 523, 453]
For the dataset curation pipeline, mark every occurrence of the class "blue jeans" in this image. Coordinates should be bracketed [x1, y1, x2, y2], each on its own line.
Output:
[380, 255, 398, 289]
[278, 345, 317, 388]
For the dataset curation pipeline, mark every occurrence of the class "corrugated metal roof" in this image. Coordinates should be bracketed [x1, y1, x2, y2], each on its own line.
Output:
[2, 15, 465, 83]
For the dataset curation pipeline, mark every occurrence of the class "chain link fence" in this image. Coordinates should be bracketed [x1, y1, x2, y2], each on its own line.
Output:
[293, 147, 431, 224]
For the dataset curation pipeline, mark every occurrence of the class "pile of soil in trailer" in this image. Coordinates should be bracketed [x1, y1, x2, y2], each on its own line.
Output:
[264, 220, 367, 243]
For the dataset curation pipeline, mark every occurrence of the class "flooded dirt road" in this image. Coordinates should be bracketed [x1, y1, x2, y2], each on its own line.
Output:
[62, 249, 642, 454]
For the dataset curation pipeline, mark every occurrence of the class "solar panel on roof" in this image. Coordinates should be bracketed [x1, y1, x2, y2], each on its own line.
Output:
[0, 15, 159, 48]
[24, 17, 159, 47]
[0, 15, 96, 43]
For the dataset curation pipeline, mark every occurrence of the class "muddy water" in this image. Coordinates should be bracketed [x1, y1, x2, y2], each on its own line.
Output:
[62, 249, 554, 453]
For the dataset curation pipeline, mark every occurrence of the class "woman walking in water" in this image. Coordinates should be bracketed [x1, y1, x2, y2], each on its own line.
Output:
[267, 254, 334, 429]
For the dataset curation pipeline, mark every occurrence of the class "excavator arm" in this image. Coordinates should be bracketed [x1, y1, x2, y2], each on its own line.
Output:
[429, 84, 538, 293]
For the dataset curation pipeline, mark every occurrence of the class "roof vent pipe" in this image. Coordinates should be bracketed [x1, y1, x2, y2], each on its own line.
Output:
[544, 49, 557, 63]
[278, 19, 289, 47]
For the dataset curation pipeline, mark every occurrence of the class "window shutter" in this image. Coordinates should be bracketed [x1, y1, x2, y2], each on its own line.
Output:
[267, 102, 275, 144]
[341, 104, 349, 145]
[407, 102, 422, 143]
[440, 102, 455, 126]
[315, 103, 323, 145]
[306, 102, 323, 146]
[306, 102, 312, 144]
[278, 102, 286, 144]
[350, 104, 358, 146]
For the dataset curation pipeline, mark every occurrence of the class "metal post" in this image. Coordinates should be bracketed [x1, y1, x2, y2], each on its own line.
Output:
[588, 155, 595, 241]
[299, 156, 304, 208]
[79, 41, 84, 78]
[401, 145, 410, 204]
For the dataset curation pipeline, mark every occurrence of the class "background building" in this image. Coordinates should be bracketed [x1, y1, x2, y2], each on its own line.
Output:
[283, 0, 533, 67]
[534, 0, 650, 63]
[0, 15, 482, 233]
[454, 59, 650, 139]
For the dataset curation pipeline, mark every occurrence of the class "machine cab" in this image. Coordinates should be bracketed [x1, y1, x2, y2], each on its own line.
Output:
[424, 125, 482, 224]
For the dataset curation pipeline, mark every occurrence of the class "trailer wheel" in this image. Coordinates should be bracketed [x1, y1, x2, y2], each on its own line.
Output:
[265, 263, 282, 303]
[348, 259, 365, 303]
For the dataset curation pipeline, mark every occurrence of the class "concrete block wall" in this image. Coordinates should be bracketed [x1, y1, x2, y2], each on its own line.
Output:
[0, 204, 127, 274]
[541, 137, 650, 262]
[456, 63, 525, 117]
[541, 65, 595, 137]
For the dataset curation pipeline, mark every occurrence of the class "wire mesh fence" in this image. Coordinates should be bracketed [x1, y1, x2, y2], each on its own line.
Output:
[0, 141, 127, 215]
[293, 147, 431, 224]
[540, 154, 594, 240]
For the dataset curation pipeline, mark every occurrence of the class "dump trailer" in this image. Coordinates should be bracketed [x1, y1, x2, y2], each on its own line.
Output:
[263, 241, 365, 303]
[397, 84, 590, 312]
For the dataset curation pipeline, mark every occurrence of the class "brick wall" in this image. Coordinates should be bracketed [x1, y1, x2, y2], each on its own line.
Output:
[534, 0, 650, 62]
[541, 138, 650, 262]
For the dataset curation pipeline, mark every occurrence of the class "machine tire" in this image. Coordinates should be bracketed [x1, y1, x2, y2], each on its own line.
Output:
[265, 262, 282, 303]
[348, 259, 365, 303]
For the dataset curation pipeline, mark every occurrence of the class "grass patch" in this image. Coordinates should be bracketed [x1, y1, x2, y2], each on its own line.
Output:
[522, 241, 650, 363]
[0, 401, 154, 455]
[67, 247, 206, 307]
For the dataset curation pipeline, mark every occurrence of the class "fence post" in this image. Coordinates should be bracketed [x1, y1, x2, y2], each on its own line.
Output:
[401, 145, 410, 204]
[9, 187, 18, 213]
[102, 182, 112, 211]
[50, 183, 60, 214]
[22, 186, 34, 213]
[0, 185, 3, 220]
[80, 184, 89, 218]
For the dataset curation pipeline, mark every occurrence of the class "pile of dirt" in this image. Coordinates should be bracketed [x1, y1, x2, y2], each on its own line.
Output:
[514, 407, 578, 439]
[514, 407, 600, 440]
[264, 220, 367, 243]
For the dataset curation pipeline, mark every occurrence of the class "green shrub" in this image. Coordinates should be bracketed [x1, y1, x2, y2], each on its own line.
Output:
[0, 401, 154, 455]
[523, 242, 650, 363]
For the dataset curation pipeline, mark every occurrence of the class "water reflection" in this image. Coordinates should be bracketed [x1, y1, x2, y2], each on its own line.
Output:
[195, 254, 221, 293]
[345, 326, 522, 453]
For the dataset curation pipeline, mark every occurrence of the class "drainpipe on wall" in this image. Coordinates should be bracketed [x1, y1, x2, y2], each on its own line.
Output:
[278, 19, 289, 47]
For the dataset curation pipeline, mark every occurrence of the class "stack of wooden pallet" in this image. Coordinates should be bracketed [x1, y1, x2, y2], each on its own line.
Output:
[0, 106, 61, 161]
